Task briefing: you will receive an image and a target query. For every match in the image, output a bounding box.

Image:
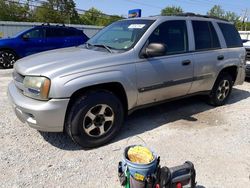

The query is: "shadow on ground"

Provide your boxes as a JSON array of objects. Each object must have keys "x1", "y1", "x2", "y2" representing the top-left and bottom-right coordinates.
[{"x1": 40, "y1": 88, "x2": 250, "y2": 150}]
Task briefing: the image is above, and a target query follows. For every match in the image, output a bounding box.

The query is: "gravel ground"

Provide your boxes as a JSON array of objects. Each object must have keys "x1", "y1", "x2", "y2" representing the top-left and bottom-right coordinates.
[{"x1": 0, "y1": 69, "x2": 250, "y2": 188}]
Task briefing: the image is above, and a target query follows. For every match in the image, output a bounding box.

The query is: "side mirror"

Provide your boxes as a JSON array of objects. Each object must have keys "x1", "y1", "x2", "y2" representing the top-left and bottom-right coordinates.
[
  {"x1": 144, "y1": 43, "x2": 166, "y2": 57},
  {"x1": 22, "y1": 35, "x2": 29, "y2": 41}
]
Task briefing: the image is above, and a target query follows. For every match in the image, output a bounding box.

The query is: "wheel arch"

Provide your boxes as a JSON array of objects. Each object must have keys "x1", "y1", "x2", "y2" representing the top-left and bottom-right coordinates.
[
  {"x1": 217, "y1": 65, "x2": 238, "y2": 83},
  {"x1": 64, "y1": 82, "x2": 129, "y2": 129},
  {"x1": 0, "y1": 47, "x2": 19, "y2": 59}
]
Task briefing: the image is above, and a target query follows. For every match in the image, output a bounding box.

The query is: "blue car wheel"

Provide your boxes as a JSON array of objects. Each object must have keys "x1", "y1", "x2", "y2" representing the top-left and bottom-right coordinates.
[{"x1": 0, "y1": 50, "x2": 17, "y2": 69}]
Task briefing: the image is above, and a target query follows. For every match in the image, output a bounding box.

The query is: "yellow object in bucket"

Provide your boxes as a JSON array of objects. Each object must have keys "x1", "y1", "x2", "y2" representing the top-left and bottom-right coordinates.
[{"x1": 128, "y1": 145, "x2": 154, "y2": 164}]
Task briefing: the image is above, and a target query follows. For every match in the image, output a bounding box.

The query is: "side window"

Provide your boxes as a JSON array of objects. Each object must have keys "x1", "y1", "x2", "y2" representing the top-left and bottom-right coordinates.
[
  {"x1": 24, "y1": 29, "x2": 44, "y2": 38},
  {"x1": 46, "y1": 28, "x2": 56, "y2": 38},
  {"x1": 148, "y1": 20, "x2": 188, "y2": 55},
  {"x1": 75, "y1": 30, "x2": 83, "y2": 36},
  {"x1": 64, "y1": 29, "x2": 77, "y2": 37},
  {"x1": 218, "y1": 23, "x2": 243, "y2": 48},
  {"x1": 46, "y1": 28, "x2": 65, "y2": 38},
  {"x1": 192, "y1": 21, "x2": 220, "y2": 50}
]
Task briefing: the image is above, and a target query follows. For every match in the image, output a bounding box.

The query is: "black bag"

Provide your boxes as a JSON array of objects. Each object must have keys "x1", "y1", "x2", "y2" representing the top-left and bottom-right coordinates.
[{"x1": 159, "y1": 161, "x2": 196, "y2": 188}]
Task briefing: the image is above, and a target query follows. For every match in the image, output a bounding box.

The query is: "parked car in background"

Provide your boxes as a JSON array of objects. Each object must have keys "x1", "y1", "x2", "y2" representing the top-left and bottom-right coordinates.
[
  {"x1": 0, "y1": 24, "x2": 89, "y2": 68},
  {"x1": 8, "y1": 14, "x2": 246, "y2": 148},
  {"x1": 242, "y1": 39, "x2": 249, "y2": 44},
  {"x1": 243, "y1": 39, "x2": 250, "y2": 77}
]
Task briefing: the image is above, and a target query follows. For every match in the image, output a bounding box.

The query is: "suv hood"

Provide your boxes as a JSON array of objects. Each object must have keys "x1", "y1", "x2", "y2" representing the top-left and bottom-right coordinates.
[{"x1": 15, "y1": 47, "x2": 120, "y2": 77}]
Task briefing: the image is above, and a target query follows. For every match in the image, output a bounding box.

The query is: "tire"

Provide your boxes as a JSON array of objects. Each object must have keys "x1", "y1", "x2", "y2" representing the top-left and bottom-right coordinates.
[
  {"x1": 0, "y1": 50, "x2": 17, "y2": 69},
  {"x1": 208, "y1": 73, "x2": 233, "y2": 106},
  {"x1": 65, "y1": 90, "x2": 124, "y2": 148}
]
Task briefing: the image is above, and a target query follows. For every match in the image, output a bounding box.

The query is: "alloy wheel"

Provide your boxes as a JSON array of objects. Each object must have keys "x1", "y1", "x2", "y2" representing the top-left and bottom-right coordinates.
[
  {"x1": 0, "y1": 51, "x2": 16, "y2": 68},
  {"x1": 83, "y1": 104, "x2": 115, "y2": 137},
  {"x1": 216, "y1": 80, "x2": 230, "y2": 101}
]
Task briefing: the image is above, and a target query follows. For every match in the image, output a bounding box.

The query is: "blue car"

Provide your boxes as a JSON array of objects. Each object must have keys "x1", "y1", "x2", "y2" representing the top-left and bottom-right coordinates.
[{"x1": 0, "y1": 25, "x2": 89, "y2": 68}]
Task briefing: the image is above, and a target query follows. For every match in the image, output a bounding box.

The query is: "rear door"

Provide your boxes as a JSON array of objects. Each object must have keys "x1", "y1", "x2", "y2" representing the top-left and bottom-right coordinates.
[
  {"x1": 136, "y1": 20, "x2": 194, "y2": 105},
  {"x1": 63, "y1": 28, "x2": 85, "y2": 47},
  {"x1": 217, "y1": 22, "x2": 245, "y2": 83},
  {"x1": 188, "y1": 20, "x2": 222, "y2": 93},
  {"x1": 45, "y1": 28, "x2": 65, "y2": 51}
]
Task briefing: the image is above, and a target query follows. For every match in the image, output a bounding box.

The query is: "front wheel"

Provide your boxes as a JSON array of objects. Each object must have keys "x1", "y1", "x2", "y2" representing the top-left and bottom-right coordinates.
[
  {"x1": 0, "y1": 50, "x2": 17, "y2": 69},
  {"x1": 208, "y1": 73, "x2": 233, "y2": 106},
  {"x1": 65, "y1": 90, "x2": 124, "y2": 148}
]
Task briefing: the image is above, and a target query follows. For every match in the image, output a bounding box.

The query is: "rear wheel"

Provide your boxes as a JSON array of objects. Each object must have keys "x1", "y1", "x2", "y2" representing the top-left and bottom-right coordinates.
[
  {"x1": 65, "y1": 90, "x2": 124, "y2": 148},
  {"x1": 0, "y1": 50, "x2": 17, "y2": 69},
  {"x1": 208, "y1": 73, "x2": 233, "y2": 106}
]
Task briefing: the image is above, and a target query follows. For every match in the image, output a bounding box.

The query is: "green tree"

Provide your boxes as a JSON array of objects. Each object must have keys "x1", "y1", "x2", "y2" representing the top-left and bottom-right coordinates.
[
  {"x1": 161, "y1": 6, "x2": 183, "y2": 16},
  {"x1": 0, "y1": 0, "x2": 31, "y2": 22},
  {"x1": 224, "y1": 11, "x2": 239, "y2": 23},
  {"x1": 207, "y1": 5, "x2": 225, "y2": 18},
  {"x1": 80, "y1": 7, "x2": 122, "y2": 26},
  {"x1": 33, "y1": 0, "x2": 79, "y2": 24},
  {"x1": 207, "y1": 5, "x2": 239, "y2": 23}
]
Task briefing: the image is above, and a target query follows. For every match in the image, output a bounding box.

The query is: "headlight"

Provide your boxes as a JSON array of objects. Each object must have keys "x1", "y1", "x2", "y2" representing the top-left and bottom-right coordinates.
[{"x1": 23, "y1": 76, "x2": 51, "y2": 100}]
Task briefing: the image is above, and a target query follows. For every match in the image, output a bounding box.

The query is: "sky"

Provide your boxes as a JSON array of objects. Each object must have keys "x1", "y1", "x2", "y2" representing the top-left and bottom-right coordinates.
[{"x1": 75, "y1": 0, "x2": 250, "y2": 18}]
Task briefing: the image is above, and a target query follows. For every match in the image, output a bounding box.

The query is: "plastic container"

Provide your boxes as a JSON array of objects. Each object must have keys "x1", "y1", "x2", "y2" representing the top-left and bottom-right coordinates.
[{"x1": 122, "y1": 145, "x2": 158, "y2": 181}]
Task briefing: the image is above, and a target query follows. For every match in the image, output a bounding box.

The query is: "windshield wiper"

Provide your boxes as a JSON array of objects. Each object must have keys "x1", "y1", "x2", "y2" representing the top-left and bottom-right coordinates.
[
  {"x1": 85, "y1": 43, "x2": 113, "y2": 53},
  {"x1": 93, "y1": 44, "x2": 113, "y2": 53}
]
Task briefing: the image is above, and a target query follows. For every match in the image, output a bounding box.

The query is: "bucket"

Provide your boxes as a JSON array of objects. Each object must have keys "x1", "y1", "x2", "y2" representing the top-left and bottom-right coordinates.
[{"x1": 122, "y1": 145, "x2": 158, "y2": 181}]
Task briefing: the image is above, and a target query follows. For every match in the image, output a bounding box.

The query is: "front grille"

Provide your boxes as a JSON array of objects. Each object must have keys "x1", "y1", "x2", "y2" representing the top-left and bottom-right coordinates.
[{"x1": 246, "y1": 48, "x2": 250, "y2": 61}]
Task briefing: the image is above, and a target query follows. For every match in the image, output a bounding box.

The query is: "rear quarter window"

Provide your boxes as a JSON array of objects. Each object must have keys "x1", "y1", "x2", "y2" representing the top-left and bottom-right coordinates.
[{"x1": 218, "y1": 23, "x2": 243, "y2": 48}]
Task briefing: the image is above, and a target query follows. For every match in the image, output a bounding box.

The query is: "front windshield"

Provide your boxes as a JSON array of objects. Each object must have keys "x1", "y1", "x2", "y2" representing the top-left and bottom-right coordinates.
[{"x1": 87, "y1": 19, "x2": 154, "y2": 51}]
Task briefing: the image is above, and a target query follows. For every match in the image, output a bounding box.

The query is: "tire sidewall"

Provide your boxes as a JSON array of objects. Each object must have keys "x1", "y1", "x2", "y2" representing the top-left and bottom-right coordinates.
[{"x1": 68, "y1": 91, "x2": 124, "y2": 148}]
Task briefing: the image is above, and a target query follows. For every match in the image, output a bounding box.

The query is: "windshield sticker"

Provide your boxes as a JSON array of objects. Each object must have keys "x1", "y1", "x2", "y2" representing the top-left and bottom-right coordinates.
[{"x1": 128, "y1": 24, "x2": 145, "y2": 29}]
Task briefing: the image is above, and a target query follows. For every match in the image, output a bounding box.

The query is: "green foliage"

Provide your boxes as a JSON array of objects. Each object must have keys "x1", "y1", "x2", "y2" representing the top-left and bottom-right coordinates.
[
  {"x1": 33, "y1": 0, "x2": 79, "y2": 24},
  {"x1": 0, "y1": 0, "x2": 122, "y2": 26},
  {"x1": 206, "y1": 5, "x2": 250, "y2": 30},
  {"x1": 224, "y1": 11, "x2": 239, "y2": 23},
  {"x1": 0, "y1": 0, "x2": 32, "y2": 21},
  {"x1": 207, "y1": 5, "x2": 225, "y2": 18},
  {"x1": 80, "y1": 7, "x2": 123, "y2": 26},
  {"x1": 161, "y1": 6, "x2": 183, "y2": 16},
  {"x1": 236, "y1": 21, "x2": 250, "y2": 31},
  {"x1": 207, "y1": 5, "x2": 239, "y2": 23}
]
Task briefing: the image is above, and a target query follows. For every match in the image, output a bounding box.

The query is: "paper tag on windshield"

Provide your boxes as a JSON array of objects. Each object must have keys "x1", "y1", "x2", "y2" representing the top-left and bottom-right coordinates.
[{"x1": 128, "y1": 24, "x2": 145, "y2": 29}]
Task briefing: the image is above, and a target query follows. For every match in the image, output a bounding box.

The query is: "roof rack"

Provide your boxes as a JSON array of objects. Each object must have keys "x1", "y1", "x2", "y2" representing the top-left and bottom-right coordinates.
[
  {"x1": 40, "y1": 23, "x2": 67, "y2": 27},
  {"x1": 177, "y1": 12, "x2": 229, "y2": 22}
]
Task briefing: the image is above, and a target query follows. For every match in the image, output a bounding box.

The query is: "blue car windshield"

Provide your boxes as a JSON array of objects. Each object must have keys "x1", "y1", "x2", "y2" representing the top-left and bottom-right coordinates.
[{"x1": 87, "y1": 19, "x2": 154, "y2": 51}]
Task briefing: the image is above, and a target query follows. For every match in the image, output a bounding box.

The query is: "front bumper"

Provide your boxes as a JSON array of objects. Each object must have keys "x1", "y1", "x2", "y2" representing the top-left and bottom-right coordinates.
[{"x1": 8, "y1": 81, "x2": 69, "y2": 132}]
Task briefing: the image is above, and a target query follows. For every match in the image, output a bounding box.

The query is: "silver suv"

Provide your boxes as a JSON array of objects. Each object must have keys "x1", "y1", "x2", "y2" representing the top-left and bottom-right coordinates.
[{"x1": 8, "y1": 15, "x2": 246, "y2": 148}]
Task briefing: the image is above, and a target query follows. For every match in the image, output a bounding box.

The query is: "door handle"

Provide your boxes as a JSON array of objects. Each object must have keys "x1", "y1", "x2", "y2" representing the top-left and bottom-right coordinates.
[
  {"x1": 217, "y1": 55, "x2": 224, "y2": 60},
  {"x1": 182, "y1": 60, "x2": 191, "y2": 66}
]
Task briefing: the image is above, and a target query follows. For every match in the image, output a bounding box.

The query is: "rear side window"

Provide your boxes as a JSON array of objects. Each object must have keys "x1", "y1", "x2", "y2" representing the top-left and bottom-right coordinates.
[
  {"x1": 46, "y1": 28, "x2": 65, "y2": 38},
  {"x1": 218, "y1": 23, "x2": 243, "y2": 48},
  {"x1": 64, "y1": 29, "x2": 77, "y2": 37},
  {"x1": 192, "y1": 21, "x2": 220, "y2": 50}
]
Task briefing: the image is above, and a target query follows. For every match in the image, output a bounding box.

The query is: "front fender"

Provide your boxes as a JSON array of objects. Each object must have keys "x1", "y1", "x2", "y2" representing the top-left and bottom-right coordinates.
[{"x1": 49, "y1": 68, "x2": 138, "y2": 110}]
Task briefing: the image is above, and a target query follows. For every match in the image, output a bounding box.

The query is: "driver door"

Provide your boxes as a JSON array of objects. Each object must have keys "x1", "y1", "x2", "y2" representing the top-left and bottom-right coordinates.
[
  {"x1": 136, "y1": 20, "x2": 194, "y2": 106},
  {"x1": 20, "y1": 28, "x2": 46, "y2": 56}
]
